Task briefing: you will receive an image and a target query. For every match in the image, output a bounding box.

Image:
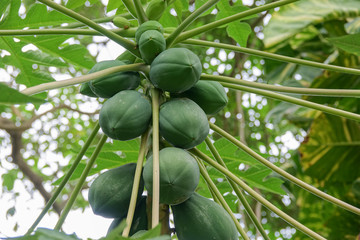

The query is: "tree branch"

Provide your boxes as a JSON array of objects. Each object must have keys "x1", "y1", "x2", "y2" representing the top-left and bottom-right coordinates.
[{"x1": 7, "y1": 130, "x2": 62, "y2": 215}]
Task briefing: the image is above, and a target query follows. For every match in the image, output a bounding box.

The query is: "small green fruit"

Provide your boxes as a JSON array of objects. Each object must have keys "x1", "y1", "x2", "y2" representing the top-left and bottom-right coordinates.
[
  {"x1": 149, "y1": 48, "x2": 202, "y2": 93},
  {"x1": 159, "y1": 98, "x2": 209, "y2": 149},
  {"x1": 139, "y1": 30, "x2": 166, "y2": 64},
  {"x1": 146, "y1": 0, "x2": 167, "y2": 21},
  {"x1": 113, "y1": 16, "x2": 131, "y2": 29},
  {"x1": 143, "y1": 147, "x2": 200, "y2": 205},
  {"x1": 135, "y1": 21, "x2": 164, "y2": 43}
]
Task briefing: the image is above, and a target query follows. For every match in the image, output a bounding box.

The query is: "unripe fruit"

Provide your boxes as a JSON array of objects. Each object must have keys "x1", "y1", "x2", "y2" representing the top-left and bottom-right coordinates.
[
  {"x1": 175, "y1": 80, "x2": 228, "y2": 115},
  {"x1": 143, "y1": 147, "x2": 200, "y2": 205},
  {"x1": 149, "y1": 48, "x2": 202, "y2": 93},
  {"x1": 88, "y1": 60, "x2": 140, "y2": 98},
  {"x1": 159, "y1": 98, "x2": 209, "y2": 149},
  {"x1": 99, "y1": 90, "x2": 152, "y2": 141},
  {"x1": 146, "y1": 0, "x2": 167, "y2": 21},
  {"x1": 135, "y1": 21, "x2": 164, "y2": 43},
  {"x1": 139, "y1": 30, "x2": 166, "y2": 64},
  {"x1": 88, "y1": 163, "x2": 144, "y2": 218},
  {"x1": 113, "y1": 16, "x2": 131, "y2": 29},
  {"x1": 79, "y1": 82, "x2": 97, "y2": 97}
]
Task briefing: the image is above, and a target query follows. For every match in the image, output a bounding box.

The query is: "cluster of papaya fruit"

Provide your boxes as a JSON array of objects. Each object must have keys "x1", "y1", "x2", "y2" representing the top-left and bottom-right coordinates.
[{"x1": 80, "y1": 20, "x2": 238, "y2": 239}]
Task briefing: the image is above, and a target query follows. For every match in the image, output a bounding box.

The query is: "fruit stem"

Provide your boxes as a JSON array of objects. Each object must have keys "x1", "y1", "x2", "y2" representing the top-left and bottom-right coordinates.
[
  {"x1": 220, "y1": 82, "x2": 360, "y2": 122},
  {"x1": 210, "y1": 123, "x2": 360, "y2": 216},
  {"x1": 190, "y1": 148, "x2": 326, "y2": 240},
  {"x1": 122, "y1": 129, "x2": 151, "y2": 237},
  {"x1": 151, "y1": 88, "x2": 161, "y2": 228},
  {"x1": 0, "y1": 28, "x2": 137, "y2": 38},
  {"x1": 186, "y1": 39, "x2": 360, "y2": 76},
  {"x1": 204, "y1": 137, "x2": 271, "y2": 240},
  {"x1": 121, "y1": 0, "x2": 138, "y2": 19},
  {"x1": 26, "y1": 123, "x2": 100, "y2": 235},
  {"x1": 201, "y1": 74, "x2": 360, "y2": 97},
  {"x1": 36, "y1": 0, "x2": 140, "y2": 57},
  {"x1": 21, "y1": 63, "x2": 147, "y2": 96},
  {"x1": 133, "y1": 0, "x2": 148, "y2": 24},
  {"x1": 196, "y1": 158, "x2": 250, "y2": 240},
  {"x1": 54, "y1": 134, "x2": 108, "y2": 230},
  {"x1": 174, "y1": 0, "x2": 300, "y2": 43},
  {"x1": 166, "y1": 0, "x2": 220, "y2": 48}
]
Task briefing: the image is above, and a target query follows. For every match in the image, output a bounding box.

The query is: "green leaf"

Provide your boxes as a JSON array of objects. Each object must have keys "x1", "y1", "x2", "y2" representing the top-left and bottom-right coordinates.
[
  {"x1": 0, "y1": 0, "x2": 75, "y2": 29},
  {"x1": 198, "y1": 138, "x2": 286, "y2": 195},
  {"x1": 299, "y1": 114, "x2": 360, "y2": 184},
  {"x1": 0, "y1": 37, "x2": 55, "y2": 87},
  {"x1": 226, "y1": 22, "x2": 251, "y2": 47},
  {"x1": 2, "y1": 169, "x2": 18, "y2": 191},
  {"x1": 66, "y1": 0, "x2": 87, "y2": 9},
  {"x1": 0, "y1": 83, "x2": 45, "y2": 104},
  {"x1": 17, "y1": 36, "x2": 95, "y2": 70},
  {"x1": 327, "y1": 33, "x2": 360, "y2": 56},
  {"x1": 345, "y1": 17, "x2": 360, "y2": 34},
  {"x1": 13, "y1": 228, "x2": 80, "y2": 240},
  {"x1": 263, "y1": 0, "x2": 360, "y2": 48}
]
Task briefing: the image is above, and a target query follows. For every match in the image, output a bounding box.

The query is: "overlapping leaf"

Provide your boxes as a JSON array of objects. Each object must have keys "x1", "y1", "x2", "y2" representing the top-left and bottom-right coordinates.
[
  {"x1": 299, "y1": 113, "x2": 360, "y2": 184},
  {"x1": 263, "y1": 0, "x2": 360, "y2": 48}
]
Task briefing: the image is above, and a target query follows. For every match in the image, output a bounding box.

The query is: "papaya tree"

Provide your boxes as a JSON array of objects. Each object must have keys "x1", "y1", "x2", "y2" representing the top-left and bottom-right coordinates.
[{"x1": 0, "y1": 0, "x2": 360, "y2": 239}]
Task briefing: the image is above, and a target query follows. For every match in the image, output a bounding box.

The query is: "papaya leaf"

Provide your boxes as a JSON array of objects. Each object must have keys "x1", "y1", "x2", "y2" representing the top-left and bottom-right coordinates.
[
  {"x1": 299, "y1": 114, "x2": 360, "y2": 184},
  {"x1": 0, "y1": 83, "x2": 45, "y2": 104},
  {"x1": 263, "y1": 0, "x2": 360, "y2": 48},
  {"x1": 66, "y1": 0, "x2": 87, "y2": 9},
  {"x1": 327, "y1": 33, "x2": 360, "y2": 56},
  {"x1": 0, "y1": 0, "x2": 75, "y2": 29},
  {"x1": 17, "y1": 36, "x2": 95, "y2": 70},
  {"x1": 12, "y1": 228, "x2": 80, "y2": 240},
  {"x1": 198, "y1": 138, "x2": 285, "y2": 195},
  {"x1": 0, "y1": 37, "x2": 55, "y2": 87},
  {"x1": 52, "y1": 140, "x2": 140, "y2": 185}
]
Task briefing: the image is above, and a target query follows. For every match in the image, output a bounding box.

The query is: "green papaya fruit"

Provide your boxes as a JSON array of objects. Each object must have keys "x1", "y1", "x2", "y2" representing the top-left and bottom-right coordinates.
[
  {"x1": 143, "y1": 147, "x2": 199, "y2": 205},
  {"x1": 99, "y1": 90, "x2": 152, "y2": 141},
  {"x1": 175, "y1": 80, "x2": 228, "y2": 115},
  {"x1": 79, "y1": 82, "x2": 97, "y2": 97},
  {"x1": 88, "y1": 60, "x2": 140, "y2": 98},
  {"x1": 149, "y1": 48, "x2": 202, "y2": 93},
  {"x1": 116, "y1": 50, "x2": 137, "y2": 65},
  {"x1": 135, "y1": 21, "x2": 164, "y2": 43},
  {"x1": 139, "y1": 30, "x2": 166, "y2": 64},
  {"x1": 107, "y1": 196, "x2": 148, "y2": 236},
  {"x1": 88, "y1": 163, "x2": 144, "y2": 218},
  {"x1": 159, "y1": 98, "x2": 209, "y2": 149},
  {"x1": 113, "y1": 16, "x2": 131, "y2": 29},
  {"x1": 172, "y1": 193, "x2": 238, "y2": 240},
  {"x1": 146, "y1": 0, "x2": 167, "y2": 21}
]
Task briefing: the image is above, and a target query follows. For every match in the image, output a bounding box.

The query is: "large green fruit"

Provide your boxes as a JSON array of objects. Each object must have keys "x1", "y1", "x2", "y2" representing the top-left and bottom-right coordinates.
[
  {"x1": 107, "y1": 196, "x2": 148, "y2": 236},
  {"x1": 99, "y1": 90, "x2": 152, "y2": 141},
  {"x1": 143, "y1": 147, "x2": 199, "y2": 205},
  {"x1": 79, "y1": 82, "x2": 97, "y2": 97},
  {"x1": 88, "y1": 163, "x2": 144, "y2": 218},
  {"x1": 88, "y1": 60, "x2": 140, "y2": 98},
  {"x1": 139, "y1": 30, "x2": 166, "y2": 64},
  {"x1": 175, "y1": 80, "x2": 228, "y2": 115},
  {"x1": 159, "y1": 98, "x2": 209, "y2": 149},
  {"x1": 149, "y1": 48, "x2": 202, "y2": 93},
  {"x1": 172, "y1": 193, "x2": 238, "y2": 240},
  {"x1": 135, "y1": 21, "x2": 164, "y2": 43}
]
